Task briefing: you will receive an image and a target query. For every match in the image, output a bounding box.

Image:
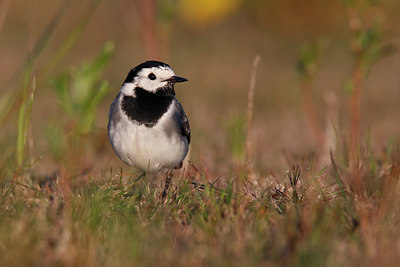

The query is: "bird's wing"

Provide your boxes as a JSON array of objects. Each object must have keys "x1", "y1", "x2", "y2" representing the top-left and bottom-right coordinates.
[
  {"x1": 174, "y1": 100, "x2": 190, "y2": 144},
  {"x1": 108, "y1": 93, "x2": 122, "y2": 131}
]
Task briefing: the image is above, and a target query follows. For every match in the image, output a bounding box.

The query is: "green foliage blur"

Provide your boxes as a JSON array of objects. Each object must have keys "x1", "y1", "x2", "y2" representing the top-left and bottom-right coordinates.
[
  {"x1": 47, "y1": 42, "x2": 113, "y2": 158},
  {"x1": 225, "y1": 113, "x2": 247, "y2": 164}
]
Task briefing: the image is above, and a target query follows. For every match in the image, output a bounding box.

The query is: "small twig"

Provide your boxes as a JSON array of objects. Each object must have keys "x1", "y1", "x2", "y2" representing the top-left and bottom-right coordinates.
[
  {"x1": 188, "y1": 160, "x2": 200, "y2": 173},
  {"x1": 211, "y1": 176, "x2": 222, "y2": 186},
  {"x1": 134, "y1": 172, "x2": 145, "y2": 183},
  {"x1": 191, "y1": 181, "x2": 222, "y2": 193},
  {"x1": 191, "y1": 175, "x2": 222, "y2": 192},
  {"x1": 191, "y1": 182, "x2": 205, "y2": 191},
  {"x1": 180, "y1": 167, "x2": 186, "y2": 180},
  {"x1": 330, "y1": 150, "x2": 347, "y2": 197},
  {"x1": 99, "y1": 172, "x2": 140, "y2": 190},
  {"x1": 162, "y1": 169, "x2": 173, "y2": 200},
  {"x1": 17, "y1": 182, "x2": 47, "y2": 197}
]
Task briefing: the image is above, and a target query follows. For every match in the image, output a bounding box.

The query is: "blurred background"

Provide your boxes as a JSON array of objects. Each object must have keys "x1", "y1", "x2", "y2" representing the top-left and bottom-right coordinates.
[{"x1": 1, "y1": 0, "x2": 399, "y2": 178}]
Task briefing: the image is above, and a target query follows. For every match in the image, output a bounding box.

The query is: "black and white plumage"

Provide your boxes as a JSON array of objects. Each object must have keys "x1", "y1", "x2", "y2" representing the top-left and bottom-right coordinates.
[{"x1": 108, "y1": 61, "x2": 190, "y2": 176}]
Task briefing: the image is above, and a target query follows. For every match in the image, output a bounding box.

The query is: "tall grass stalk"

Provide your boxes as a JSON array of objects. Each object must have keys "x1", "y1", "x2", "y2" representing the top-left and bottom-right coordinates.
[
  {"x1": 39, "y1": 0, "x2": 102, "y2": 82},
  {"x1": 345, "y1": 0, "x2": 390, "y2": 192},
  {"x1": 16, "y1": 61, "x2": 36, "y2": 169},
  {"x1": 245, "y1": 54, "x2": 260, "y2": 177},
  {"x1": 347, "y1": 3, "x2": 363, "y2": 176}
]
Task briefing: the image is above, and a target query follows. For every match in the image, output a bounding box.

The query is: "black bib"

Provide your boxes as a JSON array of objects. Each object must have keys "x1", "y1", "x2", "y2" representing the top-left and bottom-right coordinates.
[{"x1": 121, "y1": 87, "x2": 173, "y2": 128}]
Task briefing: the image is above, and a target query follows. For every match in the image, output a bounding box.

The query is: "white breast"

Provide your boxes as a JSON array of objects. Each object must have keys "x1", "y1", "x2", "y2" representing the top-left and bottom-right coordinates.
[{"x1": 108, "y1": 94, "x2": 189, "y2": 173}]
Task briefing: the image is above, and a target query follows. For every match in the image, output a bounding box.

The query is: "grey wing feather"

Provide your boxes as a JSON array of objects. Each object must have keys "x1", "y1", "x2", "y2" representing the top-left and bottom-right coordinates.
[
  {"x1": 108, "y1": 93, "x2": 122, "y2": 131},
  {"x1": 175, "y1": 100, "x2": 190, "y2": 144}
]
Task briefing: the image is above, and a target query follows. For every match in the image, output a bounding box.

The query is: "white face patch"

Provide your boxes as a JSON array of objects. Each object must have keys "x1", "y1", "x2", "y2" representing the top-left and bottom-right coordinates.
[
  {"x1": 120, "y1": 82, "x2": 136, "y2": 96},
  {"x1": 133, "y1": 66, "x2": 175, "y2": 93}
]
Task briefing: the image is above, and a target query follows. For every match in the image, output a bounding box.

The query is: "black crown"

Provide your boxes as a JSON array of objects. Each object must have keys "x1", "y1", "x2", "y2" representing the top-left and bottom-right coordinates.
[{"x1": 123, "y1": 61, "x2": 171, "y2": 84}]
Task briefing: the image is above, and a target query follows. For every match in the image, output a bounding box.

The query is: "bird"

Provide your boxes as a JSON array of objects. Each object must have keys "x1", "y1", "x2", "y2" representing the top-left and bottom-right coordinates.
[{"x1": 108, "y1": 61, "x2": 190, "y2": 199}]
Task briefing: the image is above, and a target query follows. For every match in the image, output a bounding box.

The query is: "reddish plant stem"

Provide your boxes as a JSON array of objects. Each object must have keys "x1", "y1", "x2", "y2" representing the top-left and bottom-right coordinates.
[
  {"x1": 139, "y1": 0, "x2": 159, "y2": 59},
  {"x1": 347, "y1": 4, "x2": 363, "y2": 192}
]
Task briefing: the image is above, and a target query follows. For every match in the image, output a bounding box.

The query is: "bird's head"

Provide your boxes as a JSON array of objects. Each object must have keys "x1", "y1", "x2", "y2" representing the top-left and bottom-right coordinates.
[{"x1": 120, "y1": 61, "x2": 187, "y2": 97}]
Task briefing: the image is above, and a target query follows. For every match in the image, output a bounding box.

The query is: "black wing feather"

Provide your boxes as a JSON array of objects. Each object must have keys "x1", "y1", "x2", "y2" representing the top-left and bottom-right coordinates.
[{"x1": 175, "y1": 101, "x2": 190, "y2": 144}]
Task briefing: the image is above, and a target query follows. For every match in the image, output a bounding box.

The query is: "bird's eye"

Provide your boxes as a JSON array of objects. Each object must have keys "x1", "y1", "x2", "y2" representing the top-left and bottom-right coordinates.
[{"x1": 148, "y1": 73, "x2": 156, "y2": 80}]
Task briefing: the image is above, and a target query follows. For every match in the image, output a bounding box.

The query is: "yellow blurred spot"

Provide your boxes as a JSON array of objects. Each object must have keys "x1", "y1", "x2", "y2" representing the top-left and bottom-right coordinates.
[{"x1": 179, "y1": 0, "x2": 242, "y2": 26}]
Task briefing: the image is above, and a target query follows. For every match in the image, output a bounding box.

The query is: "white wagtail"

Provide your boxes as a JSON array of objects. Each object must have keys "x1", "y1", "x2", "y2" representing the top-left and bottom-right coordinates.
[{"x1": 108, "y1": 61, "x2": 190, "y2": 198}]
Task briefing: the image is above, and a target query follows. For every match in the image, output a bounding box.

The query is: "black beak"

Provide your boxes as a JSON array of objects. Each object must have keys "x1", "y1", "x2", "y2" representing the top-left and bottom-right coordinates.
[{"x1": 165, "y1": 76, "x2": 188, "y2": 84}]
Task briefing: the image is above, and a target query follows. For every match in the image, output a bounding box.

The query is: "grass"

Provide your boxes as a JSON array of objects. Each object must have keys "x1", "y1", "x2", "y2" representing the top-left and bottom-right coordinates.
[{"x1": 1, "y1": 152, "x2": 399, "y2": 266}]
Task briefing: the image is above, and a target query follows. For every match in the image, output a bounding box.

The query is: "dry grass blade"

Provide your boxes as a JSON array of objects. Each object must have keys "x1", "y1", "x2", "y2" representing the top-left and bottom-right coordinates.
[
  {"x1": 287, "y1": 165, "x2": 301, "y2": 188},
  {"x1": 246, "y1": 54, "x2": 261, "y2": 175},
  {"x1": 330, "y1": 150, "x2": 347, "y2": 197},
  {"x1": 287, "y1": 165, "x2": 301, "y2": 204},
  {"x1": 39, "y1": 0, "x2": 102, "y2": 81},
  {"x1": 188, "y1": 160, "x2": 200, "y2": 173},
  {"x1": 30, "y1": 0, "x2": 72, "y2": 62}
]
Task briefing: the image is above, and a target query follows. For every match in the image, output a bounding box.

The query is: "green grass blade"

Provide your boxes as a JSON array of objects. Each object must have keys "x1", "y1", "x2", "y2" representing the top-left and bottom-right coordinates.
[
  {"x1": 16, "y1": 64, "x2": 36, "y2": 168},
  {"x1": 39, "y1": 0, "x2": 103, "y2": 81},
  {"x1": 16, "y1": 60, "x2": 31, "y2": 167}
]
